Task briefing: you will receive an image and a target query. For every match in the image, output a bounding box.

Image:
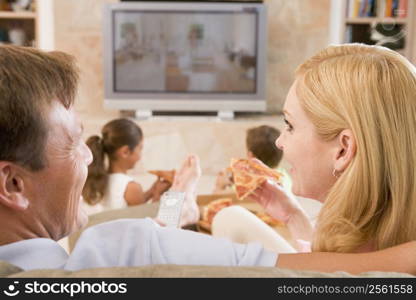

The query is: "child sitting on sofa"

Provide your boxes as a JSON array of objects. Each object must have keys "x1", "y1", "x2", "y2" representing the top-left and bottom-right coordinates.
[{"x1": 82, "y1": 118, "x2": 171, "y2": 213}]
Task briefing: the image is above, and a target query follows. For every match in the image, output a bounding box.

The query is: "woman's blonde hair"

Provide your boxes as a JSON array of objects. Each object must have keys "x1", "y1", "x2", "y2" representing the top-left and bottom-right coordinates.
[{"x1": 295, "y1": 44, "x2": 416, "y2": 252}]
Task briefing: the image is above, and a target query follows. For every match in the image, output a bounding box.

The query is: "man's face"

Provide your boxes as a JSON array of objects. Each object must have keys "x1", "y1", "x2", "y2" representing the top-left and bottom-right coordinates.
[{"x1": 24, "y1": 102, "x2": 93, "y2": 240}]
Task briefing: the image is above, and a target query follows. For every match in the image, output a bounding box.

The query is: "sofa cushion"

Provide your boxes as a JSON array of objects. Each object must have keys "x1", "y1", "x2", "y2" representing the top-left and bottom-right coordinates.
[
  {"x1": 0, "y1": 261, "x2": 23, "y2": 277},
  {"x1": 4, "y1": 264, "x2": 414, "y2": 278}
]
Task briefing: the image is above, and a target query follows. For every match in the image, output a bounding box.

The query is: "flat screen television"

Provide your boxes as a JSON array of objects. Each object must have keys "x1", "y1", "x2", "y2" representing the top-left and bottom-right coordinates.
[{"x1": 103, "y1": 1, "x2": 267, "y2": 118}]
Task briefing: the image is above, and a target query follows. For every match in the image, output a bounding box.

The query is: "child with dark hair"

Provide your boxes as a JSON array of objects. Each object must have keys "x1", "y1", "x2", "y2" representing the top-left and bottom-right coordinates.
[
  {"x1": 82, "y1": 118, "x2": 170, "y2": 211},
  {"x1": 214, "y1": 125, "x2": 291, "y2": 193},
  {"x1": 246, "y1": 125, "x2": 283, "y2": 168}
]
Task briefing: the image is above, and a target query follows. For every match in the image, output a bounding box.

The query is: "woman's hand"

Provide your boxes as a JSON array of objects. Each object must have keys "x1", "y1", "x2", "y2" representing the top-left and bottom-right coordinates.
[
  {"x1": 247, "y1": 179, "x2": 314, "y2": 243},
  {"x1": 247, "y1": 179, "x2": 302, "y2": 224}
]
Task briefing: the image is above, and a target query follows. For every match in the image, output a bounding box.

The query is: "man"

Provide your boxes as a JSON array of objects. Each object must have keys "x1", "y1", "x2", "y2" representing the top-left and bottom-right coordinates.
[
  {"x1": 0, "y1": 45, "x2": 414, "y2": 275},
  {"x1": 0, "y1": 45, "x2": 277, "y2": 270}
]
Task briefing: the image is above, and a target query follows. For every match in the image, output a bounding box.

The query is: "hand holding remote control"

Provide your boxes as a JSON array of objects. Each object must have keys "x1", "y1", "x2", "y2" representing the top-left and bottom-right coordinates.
[
  {"x1": 155, "y1": 154, "x2": 201, "y2": 228},
  {"x1": 156, "y1": 191, "x2": 185, "y2": 227}
]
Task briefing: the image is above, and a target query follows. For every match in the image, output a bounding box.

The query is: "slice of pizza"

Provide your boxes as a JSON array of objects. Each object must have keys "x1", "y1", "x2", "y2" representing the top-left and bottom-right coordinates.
[
  {"x1": 201, "y1": 197, "x2": 233, "y2": 225},
  {"x1": 148, "y1": 170, "x2": 176, "y2": 184},
  {"x1": 230, "y1": 158, "x2": 282, "y2": 200}
]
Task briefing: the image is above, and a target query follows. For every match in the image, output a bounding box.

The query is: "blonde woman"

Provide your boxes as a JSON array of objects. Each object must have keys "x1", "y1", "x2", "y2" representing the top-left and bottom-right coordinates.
[{"x1": 213, "y1": 43, "x2": 416, "y2": 255}]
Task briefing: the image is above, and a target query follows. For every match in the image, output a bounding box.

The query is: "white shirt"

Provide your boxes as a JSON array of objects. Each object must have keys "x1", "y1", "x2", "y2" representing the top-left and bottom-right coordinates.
[
  {"x1": 102, "y1": 173, "x2": 134, "y2": 209},
  {"x1": 0, "y1": 218, "x2": 278, "y2": 271}
]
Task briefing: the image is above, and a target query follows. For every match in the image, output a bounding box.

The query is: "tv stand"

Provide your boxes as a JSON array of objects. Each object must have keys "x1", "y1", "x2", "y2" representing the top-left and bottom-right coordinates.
[
  {"x1": 133, "y1": 110, "x2": 235, "y2": 120},
  {"x1": 135, "y1": 109, "x2": 153, "y2": 120},
  {"x1": 217, "y1": 110, "x2": 235, "y2": 120}
]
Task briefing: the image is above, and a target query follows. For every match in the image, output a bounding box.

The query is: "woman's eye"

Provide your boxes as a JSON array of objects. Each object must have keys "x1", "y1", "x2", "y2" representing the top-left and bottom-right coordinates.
[{"x1": 284, "y1": 118, "x2": 293, "y2": 132}]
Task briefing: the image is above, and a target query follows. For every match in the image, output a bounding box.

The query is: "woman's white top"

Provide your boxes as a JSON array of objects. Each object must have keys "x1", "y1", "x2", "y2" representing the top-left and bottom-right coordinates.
[{"x1": 102, "y1": 173, "x2": 135, "y2": 210}]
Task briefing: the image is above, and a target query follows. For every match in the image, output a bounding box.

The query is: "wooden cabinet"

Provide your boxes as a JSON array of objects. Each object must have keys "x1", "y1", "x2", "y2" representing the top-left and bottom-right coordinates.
[{"x1": 0, "y1": 0, "x2": 38, "y2": 47}]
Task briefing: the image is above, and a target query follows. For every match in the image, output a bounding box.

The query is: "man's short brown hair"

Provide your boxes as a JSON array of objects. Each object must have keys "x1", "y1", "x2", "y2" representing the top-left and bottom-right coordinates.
[
  {"x1": 0, "y1": 45, "x2": 79, "y2": 170},
  {"x1": 246, "y1": 125, "x2": 282, "y2": 168}
]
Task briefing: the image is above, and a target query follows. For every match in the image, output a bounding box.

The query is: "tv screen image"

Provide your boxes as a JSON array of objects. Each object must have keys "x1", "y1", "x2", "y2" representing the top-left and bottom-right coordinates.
[
  {"x1": 114, "y1": 11, "x2": 257, "y2": 94},
  {"x1": 103, "y1": 2, "x2": 267, "y2": 118}
]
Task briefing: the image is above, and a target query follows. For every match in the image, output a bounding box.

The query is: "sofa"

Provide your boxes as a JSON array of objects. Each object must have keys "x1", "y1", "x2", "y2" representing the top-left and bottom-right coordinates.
[
  {"x1": 2, "y1": 261, "x2": 413, "y2": 278},
  {"x1": 1, "y1": 202, "x2": 414, "y2": 278}
]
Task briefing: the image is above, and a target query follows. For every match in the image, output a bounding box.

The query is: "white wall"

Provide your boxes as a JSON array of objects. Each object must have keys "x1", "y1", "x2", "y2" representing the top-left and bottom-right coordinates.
[{"x1": 37, "y1": 0, "x2": 55, "y2": 50}]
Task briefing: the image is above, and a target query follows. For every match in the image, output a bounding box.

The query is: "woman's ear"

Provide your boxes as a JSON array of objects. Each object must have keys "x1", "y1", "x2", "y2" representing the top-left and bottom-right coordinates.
[
  {"x1": 333, "y1": 129, "x2": 357, "y2": 173},
  {"x1": 0, "y1": 162, "x2": 29, "y2": 211}
]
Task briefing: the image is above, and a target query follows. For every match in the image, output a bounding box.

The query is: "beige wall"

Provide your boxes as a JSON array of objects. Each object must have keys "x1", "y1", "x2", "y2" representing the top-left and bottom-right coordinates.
[
  {"x1": 266, "y1": 0, "x2": 330, "y2": 111},
  {"x1": 54, "y1": 0, "x2": 119, "y2": 119},
  {"x1": 52, "y1": 0, "x2": 331, "y2": 193},
  {"x1": 53, "y1": 0, "x2": 330, "y2": 117}
]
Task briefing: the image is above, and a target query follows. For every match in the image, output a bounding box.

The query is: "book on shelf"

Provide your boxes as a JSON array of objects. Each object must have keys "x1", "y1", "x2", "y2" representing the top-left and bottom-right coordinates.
[
  {"x1": 347, "y1": 0, "x2": 408, "y2": 18},
  {"x1": 378, "y1": 0, "x2": 386, "y2": 17},
  {"x1": 385, "y1": 0, "x2": 393, "y2": 17},
  {"x1": 347, "y1": 0, "x2": 361, "y2": 17},
  {"x1": 398, "y1": 0, "x2": 408, "y2": 17},
  {"x1": 392, "y1": 0, "x2": 399, "y2": 16}
]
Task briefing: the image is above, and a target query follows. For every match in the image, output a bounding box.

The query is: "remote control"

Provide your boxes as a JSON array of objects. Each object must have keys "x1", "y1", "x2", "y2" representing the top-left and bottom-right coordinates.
[{"x1": 156, "y1": 191, "x2": 185, "y2": 228}]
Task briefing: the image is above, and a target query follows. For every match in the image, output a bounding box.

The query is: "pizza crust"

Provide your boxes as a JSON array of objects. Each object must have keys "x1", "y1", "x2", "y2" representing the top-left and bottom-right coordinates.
[{"x1": 148, "y1": 170, "x2": 176, "y2": 184}]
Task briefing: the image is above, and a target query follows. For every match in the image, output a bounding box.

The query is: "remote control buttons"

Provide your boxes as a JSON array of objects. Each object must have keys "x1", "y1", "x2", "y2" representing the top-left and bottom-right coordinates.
[{"x1": 166, "y1": 198, "x2": 178, "y2": 206}]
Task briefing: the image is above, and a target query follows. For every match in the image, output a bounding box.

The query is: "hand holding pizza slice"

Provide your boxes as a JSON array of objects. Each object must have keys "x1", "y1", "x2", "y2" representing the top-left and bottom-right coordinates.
[
  {"x1": 229, "y1": 158, "x2": 302, "y2": 224},
  {"x1": 229, "y1": 158, "x2": 283, "y2": 200}
]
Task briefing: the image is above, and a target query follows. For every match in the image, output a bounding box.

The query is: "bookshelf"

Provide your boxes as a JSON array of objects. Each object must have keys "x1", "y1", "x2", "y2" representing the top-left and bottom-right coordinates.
[
  {"x1": 330, "y1": 0, "x2": 415, "y2": 63},
  {"x1": 0, "y1": 0, "x2": 38, "y2": 47},
  {"x1": 0, "y1": 10, "x2": 36, "y2": 19}
]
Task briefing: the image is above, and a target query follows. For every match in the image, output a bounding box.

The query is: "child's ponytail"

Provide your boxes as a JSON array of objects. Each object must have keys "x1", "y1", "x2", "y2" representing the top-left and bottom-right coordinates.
[{"x1": 82, "y1": 135, "x2": 108, "y2": 205}]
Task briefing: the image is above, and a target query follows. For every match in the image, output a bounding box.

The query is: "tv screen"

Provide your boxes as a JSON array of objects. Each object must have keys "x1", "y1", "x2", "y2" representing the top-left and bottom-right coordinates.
[
  {"x1": 103, "y1": 2, "x2": 267, "y2": 116},
  {"x1": 114, "y1": 10, "x2": 257, "y2": 94}
]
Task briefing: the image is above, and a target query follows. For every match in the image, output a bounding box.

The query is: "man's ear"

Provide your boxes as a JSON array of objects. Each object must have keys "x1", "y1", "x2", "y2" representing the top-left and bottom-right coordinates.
[
  {"x1": 333, "y1": 129, "x2": 357, "y2": 173},
  {"x1": 0, "y1": 162, "x2": 29, "y2": 211}
]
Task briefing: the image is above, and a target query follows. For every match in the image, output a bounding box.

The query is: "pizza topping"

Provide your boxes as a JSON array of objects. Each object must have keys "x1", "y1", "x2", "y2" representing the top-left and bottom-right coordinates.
[
  {"x1": 201, "y1": 198, "x2": 233, "y2": 225},
  {"x1": 230, "y1": 158, "x2": 282, "y2": 200}
]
